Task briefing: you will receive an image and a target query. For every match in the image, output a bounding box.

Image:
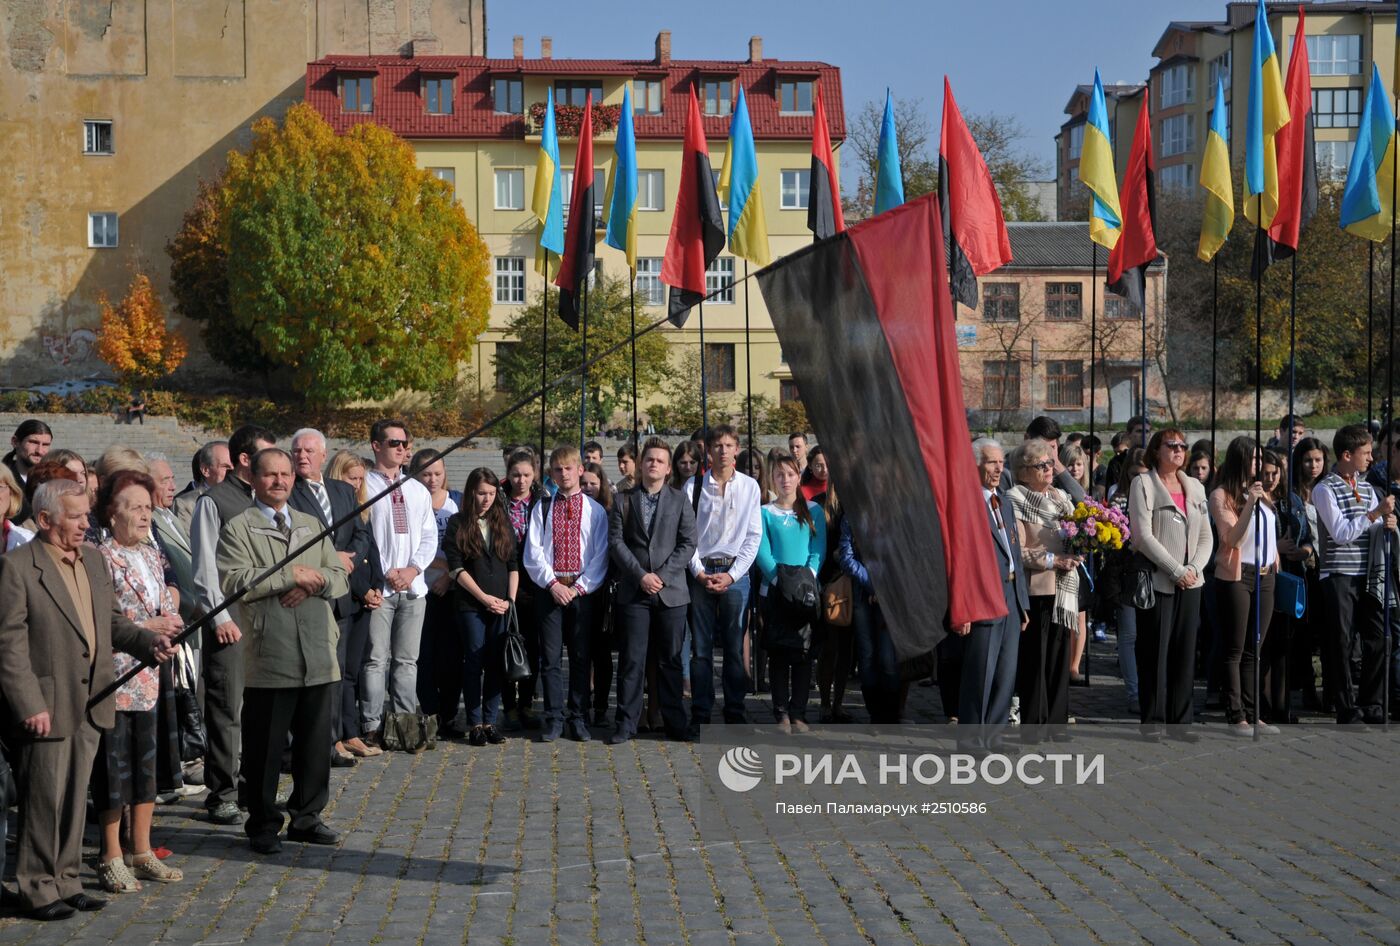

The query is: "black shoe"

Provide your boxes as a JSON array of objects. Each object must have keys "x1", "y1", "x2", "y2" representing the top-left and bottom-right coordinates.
[
  {"x1": 606, "y1": 731, "x2": 632, "y2": 746},
  {"x1": 331, "y1": 752, "x2": 357, "y2": 768},
  {"x1": 249, "y1": 834, "x2": 283, "y2": 855},
  {"x1": 1361, "y1": 711, "x2": 1386, "y2": 725},
  {"x1": 567, "y1": 723, "x2": 592, "y2": 742},
  {"x1": 287, "y1": 824, "x2": 340, "y2": 845},
  {"x1": 468, "y1": 726, "x2": 488, "y2": 747},
  {"x1": 664, "y1": 727, "x2": 695, "y2": 742},
  {"x1": 64, "y1": 893, "x2": 107, "y2": 912},
  {"x1": 26, "y1": 900, "x2": 76, "y2": 921},
  {"x1": 207, "y1": 801, "x2": 244, "y2": 825},
  {"x1": 538, "y1": 725, "x2": 561, "y2": 743},
  {"x1": 518, "y1": 710, "x2": 542, "y2": 731},
  {"x1": 484, "y1": 725, "x2": 507, "y2": 745},
  {"x1": 1168, "y1": 729, "x2": 1201, "y2": 744}
]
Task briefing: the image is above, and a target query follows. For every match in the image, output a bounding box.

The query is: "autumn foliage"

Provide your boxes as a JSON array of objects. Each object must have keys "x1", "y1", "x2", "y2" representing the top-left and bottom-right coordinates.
[{"x1": 96, "y1": 273, "x2": 188, "y2": 385}]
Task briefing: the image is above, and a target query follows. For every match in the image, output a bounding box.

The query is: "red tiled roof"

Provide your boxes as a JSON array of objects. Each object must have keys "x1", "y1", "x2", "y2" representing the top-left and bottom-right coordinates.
[{"x1": 305, "y1": 56, "x2": 844, "y2": 142}]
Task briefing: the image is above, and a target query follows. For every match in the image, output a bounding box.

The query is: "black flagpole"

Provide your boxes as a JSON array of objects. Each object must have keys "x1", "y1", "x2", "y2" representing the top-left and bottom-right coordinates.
[
  {"x1": 540, "y1": 274, "x2": 550, "y2": 463},
  {"x1": 1253, "y1": 216, "x2": 1264, "y2": 743},
  {"x1": 699, "y1": 298, "x2": 709, "y2": 433},
  {"x1": 1090, "y1": 242, "x2": 1098, "y2": 453},
  {"x1": 1368, "y1": 242, "x2": 1375, "y2": 426},
  {"x1": 580, "y1": 276, "x2": 589, "y2": 450},
  {"x1": 744, "y1": 261, "x2": 754, "y2": 455},
  {"x1": 629, "y1": 273, "x2": 639, "y2": 450},
  {"x1": 1386, "y1": 99, "x2": 1397, "y2": 732},
  {"x1": 1211, "y1": 256, "x2": 1219, "y2": 458},
  {"x1": 1140, "y1": 284, "x2": 1148, "y2": 441},
  {"x1": 1288, "y1": 253, "x2": 1297, "y2": 449}
]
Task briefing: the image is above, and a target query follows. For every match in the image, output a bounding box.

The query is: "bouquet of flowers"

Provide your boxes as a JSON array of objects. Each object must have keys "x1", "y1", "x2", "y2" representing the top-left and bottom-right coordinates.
[{"x1": 1058, "y1": 499, "x2": 1130, "y2": 557}]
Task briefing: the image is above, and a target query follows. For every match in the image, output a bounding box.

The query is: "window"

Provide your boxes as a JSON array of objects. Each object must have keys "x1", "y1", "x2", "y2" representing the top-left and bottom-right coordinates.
[
  {"x1": 706, "y1": 257, "x2": 735, "y2": 303},
  {"x1": 983, "y1": 283, "x2": 1019, "y2": 322},
  {"x1": 779, "y1": 79, "x2": 813, "y2": 114},
  {"x1": 1209, "y1": 50, "x2": 1231, "y2": 92},
  {"x1": 702, "y1": 79, "x2": 732, "y2": 116},
  {"x1": 561, "y1": 169, "x2": 606, "y2": 226},
  {"x1": 1306, "y1": 34, "x2": 1361, "y2": 76},
  {"x1": 1160, "y1": 114, "x2": 1194, "y2": 156},
  {"x1": 493, "y1": 77, "x2": 523, "y2": 114},
  {"x1": 780, "y1": 169, "x2": 810, "y2": 209},
  {"x1": 423, "y1": 76, "x2": 453, "y2": 115},
  {"x1": 982, "y1": 361, "x2": 1021, "y2": 411},
  {"x1": 494, "y1": 342, "x2": 518, "y2": 391},
  {"x1": 428, "y1": 167, "x2": 456, "y2": 201},
  {"x1": 1046, "y1": 361, "x2": 1084, "y2": 410},
  {"x1": 1159, "y1": 163, "x2": 1194, "y2": 189},
  {"x1": 779, "y1": 379, "x2": 801, "y2": 404},
  {"x1": 1105, "y1": 290, "x2": 1137, "y2": 319},
  {"x1": 555, "y1": 80, "x2": 602, "y2": 108},
  {"x1": 88, "y1": 212, "x2": 118, "y2": 248},
  {"x1": 494, "y1": 168, "x2": 524, "y2": 210},
  {"x1": 638, "y1": 170, "x2": 665, "y2": 211},
  {"x1": 1067, "y1": 123, "x2": 1084, "y2": 160},
  {"x1": 494, "y1": 257, "x2": 526, "y2": 304},
  {"x1": 636, "y1": 258, "x2": 665, "y2": 305},
  {"x1": 1160, "y1": 63, "x2": 1194, "y2": 108},
  {"x1": 1316, "y1": 140, "x2": 1356, "y2": 181},
  {"x1": 340, "y1": 75, "x2": 373, "y2": 113},
  {"x1": 1313, "y1": 87, "x2": 1361, "y2": 129},
  {"x1": 635, "y1": 79, "x2": 663, "y2": 114},
  {"x1": 83, "y1": 120, "x2": 113, "y2": 155},
  {"x1": 704, "y1": 343, "x2": 736, "y2": 392},
  {"x1": 1046, "y1": 283, "x2": 1082, "y2": 321}
]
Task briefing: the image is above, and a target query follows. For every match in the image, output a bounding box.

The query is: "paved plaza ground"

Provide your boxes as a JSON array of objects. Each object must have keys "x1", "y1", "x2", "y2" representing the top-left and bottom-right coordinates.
[{"x1": 2, "y1": 638, "x2": 1398, "y2": 946}]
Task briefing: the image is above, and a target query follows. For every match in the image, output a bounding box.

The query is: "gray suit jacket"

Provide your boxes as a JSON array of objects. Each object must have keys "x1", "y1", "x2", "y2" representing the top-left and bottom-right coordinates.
[
  {"x1": 172, "y1": 483, "x2": 204, "y2": 532},
  {"x1": 152, "y1": 506, "x2": 197, "y2": 623},
  {"x1": 609, "y1": 485, "x2": 697, "y2": 609}
]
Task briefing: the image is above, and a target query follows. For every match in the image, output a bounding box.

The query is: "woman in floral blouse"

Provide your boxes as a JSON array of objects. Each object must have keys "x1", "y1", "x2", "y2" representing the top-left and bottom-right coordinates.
[{"x1": 93, "y1": 469, "x2": 184, "y2": 893}]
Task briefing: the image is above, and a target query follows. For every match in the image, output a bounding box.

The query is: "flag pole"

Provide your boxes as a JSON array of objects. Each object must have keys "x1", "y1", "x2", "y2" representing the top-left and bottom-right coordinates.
[
  {"x1": 580, "y1": 275, "x2": 589, "y2": 450},
  {"x1": 1385, "y1": 92, "x2": 1397, "y2": 732},
  {"x1": 699, "y1": 298, "x2": 709, "y2": 433},
  {"x1": 540, "y1": 275, "x2": 550, "y2": 463},
  {"x1": 1089, "y1": 242, "x2": 1098, "y2": 451},
  {"x1": 1253, "y1": 214, "x2": 1264, "y2": 744},
  {"x1": 630, "y1": 275, "x2": 640, "y2": 450},
  {"x1": 1368, "y1": 242, "x2": 1375, "y2": 426},
  {"x1": 744, "y1": 261, "x2": 755, "y2": 455},
  {"x1": 1211, "y1": 256, "x2": 1219, "y2": 459}
]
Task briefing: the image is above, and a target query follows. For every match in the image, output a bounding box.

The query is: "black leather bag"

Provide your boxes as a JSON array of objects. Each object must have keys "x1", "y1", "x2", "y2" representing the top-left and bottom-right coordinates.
[
  {"x1": 173, "y1": 643, "x2": 206, "y2": 762},
  {"x1": 762, "y1": 565, "x2": 823, "y2": 656},
  {"x1": 503, "y1": 603, "x2": 533, "y2": 682},
  {"x1": 1126, "y1": 553, "x2": 1157, "y2": 610}
]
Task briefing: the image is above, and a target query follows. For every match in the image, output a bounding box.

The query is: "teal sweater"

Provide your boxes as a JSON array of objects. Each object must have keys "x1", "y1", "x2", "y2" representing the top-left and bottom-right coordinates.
[{"x1": 756, "y1": 501, "x2": 826, "y2": 592}]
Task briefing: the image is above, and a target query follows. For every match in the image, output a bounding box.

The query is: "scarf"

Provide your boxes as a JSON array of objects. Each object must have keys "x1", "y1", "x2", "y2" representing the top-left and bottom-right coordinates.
[
  {"x1": 1365, "y1": 522, "x2": 1400, "y2": 609},
  {"x1": 1010, "y1": 484, "x2": 1079, "y2": 633}
]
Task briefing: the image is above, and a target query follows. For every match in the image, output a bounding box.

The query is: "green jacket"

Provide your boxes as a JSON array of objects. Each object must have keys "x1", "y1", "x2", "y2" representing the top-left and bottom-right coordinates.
[{"x1": 216, "y1": 505, "x2": 349, "y2": 688}]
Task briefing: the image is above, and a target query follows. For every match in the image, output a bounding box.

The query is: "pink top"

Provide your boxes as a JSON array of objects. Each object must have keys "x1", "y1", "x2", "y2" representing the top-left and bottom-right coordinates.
[{"x1": 1170, "y1": 492, "x2": 1187, "y2": 514}]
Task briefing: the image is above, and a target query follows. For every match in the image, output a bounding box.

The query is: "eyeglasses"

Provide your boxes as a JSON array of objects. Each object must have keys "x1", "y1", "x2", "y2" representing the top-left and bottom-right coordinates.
[
  {"x1": 1164, "y1": 441, "x2": 1188, "y2": 451},
  {"x1": 1029, "y1": 460, "x2": 1054, "y2": 471},
  {"x1": 380, "y1": 439, "x2": 410, "y2": 449}
]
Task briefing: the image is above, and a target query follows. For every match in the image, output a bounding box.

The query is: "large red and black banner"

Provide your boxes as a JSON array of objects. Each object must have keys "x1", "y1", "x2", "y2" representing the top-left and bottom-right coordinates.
[{"x1": 757, "y1": 192, "x2": 1007, "y2": 666}]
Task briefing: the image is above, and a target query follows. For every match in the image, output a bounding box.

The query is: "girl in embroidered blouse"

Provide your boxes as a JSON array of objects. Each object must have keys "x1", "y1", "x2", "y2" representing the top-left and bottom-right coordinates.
[{"x1": 94, "y1": 470, "x2": 184, "y2": 893}]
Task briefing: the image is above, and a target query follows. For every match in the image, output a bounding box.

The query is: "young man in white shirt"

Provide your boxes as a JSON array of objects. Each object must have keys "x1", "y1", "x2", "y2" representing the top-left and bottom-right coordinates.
[
  {"x1": 685, "y1": 425, "x2": 763, "y2": 725},
  {"x1": 524, "y1": 446, "x2": 609, "y2": 742},
  {"x1": 360, "y1": 420, "x2": 438, "y2": 745}
]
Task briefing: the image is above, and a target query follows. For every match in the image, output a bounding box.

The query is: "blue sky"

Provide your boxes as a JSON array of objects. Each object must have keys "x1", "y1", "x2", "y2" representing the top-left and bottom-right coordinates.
[{"x1": 486, "y1": 0, "x2": 1230, "y2": 179}]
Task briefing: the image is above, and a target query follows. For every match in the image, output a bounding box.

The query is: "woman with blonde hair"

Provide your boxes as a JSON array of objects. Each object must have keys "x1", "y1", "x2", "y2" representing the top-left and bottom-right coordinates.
[
  {"x1": 327, "y1": 447, "x2": 384, "y2": 758},
  {"x1": 0, "y1": 464, "x2": 31, "y2": 551},
  {"x1": 327, "y1": 449, "x2": 371, "y2": 521}
]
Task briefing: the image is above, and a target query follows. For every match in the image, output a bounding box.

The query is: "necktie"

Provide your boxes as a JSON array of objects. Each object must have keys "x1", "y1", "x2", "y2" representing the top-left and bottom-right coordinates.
[
  {"x1": 989, "y1": 494, "x2": 1006, "y2": 531},
  {"x1": 274, "y1": 510, "x2": 291, "y2": 539},
  {"x1": 311, "y1": 480, "x2": 333, "y2": 524}
]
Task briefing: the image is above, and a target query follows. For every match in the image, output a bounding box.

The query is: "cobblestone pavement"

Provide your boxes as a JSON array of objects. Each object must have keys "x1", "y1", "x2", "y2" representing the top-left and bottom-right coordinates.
[{"x1": 3, "y1": 638, "x2": 1398, "y2": 945}]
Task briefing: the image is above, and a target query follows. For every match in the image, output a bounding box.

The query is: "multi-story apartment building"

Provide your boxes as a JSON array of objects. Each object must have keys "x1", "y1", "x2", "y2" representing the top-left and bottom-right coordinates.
[{"x1": 303, "y1": 32, "x2": 843, "y2": 412}]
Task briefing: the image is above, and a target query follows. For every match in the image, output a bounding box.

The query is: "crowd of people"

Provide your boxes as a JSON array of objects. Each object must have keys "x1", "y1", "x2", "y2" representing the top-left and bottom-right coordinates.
[{"x1": 0, "y1": 411, "x2": 1396, "y2": 920}]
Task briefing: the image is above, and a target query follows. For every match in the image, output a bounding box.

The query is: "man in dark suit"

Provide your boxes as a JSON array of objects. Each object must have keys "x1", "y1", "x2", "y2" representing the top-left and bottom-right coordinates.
[
  {"x1": 0, "y1": 479, "x2": 173, "y2": 920},
  {"x1": 953, "y1": 439, "x2": 1030, "y2": 755},
  {"x1": 608, "y1": 438, "x2": 697, "y2": 744},
  {"x1": 288, "y1": 429, "x2": 372, "y2": 765}
]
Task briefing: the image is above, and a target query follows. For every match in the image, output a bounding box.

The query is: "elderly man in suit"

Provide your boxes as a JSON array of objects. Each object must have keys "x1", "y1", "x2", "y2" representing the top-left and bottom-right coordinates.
[
  {"x1": 0, "y1": 479, "x2": 174, "y2": 920},
  {"x1": 953, "y1": 438, "x2": 1030, "y2": 756},
  {"x1": 148, "y1": 454, "x2": 197, "y2": 623},
  {"x1": 173, "y1": 441, "x2": 231, "y2": 531},
  {"x1": 217, "y1": 448, "x2": 348, "y2": 855},
  {"x1": 608, "y1": 438, "x2": 698, "y2": 744}
]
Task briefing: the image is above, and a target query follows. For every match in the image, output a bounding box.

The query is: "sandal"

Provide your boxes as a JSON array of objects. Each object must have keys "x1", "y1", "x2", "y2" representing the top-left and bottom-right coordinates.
[
  {"x1": 131, "y1": 850, "x2": 183, "y2": 883},
  {"x1": 344, "y1": 737, "x2": 383, "y2": 758},
  {"x1": 98, "y1": 857, "x2": 142, "y2": 893}
]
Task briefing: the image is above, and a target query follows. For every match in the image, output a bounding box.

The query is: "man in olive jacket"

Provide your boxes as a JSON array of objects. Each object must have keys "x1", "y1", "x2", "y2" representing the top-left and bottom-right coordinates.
[{"x1": 217, "y1": 448, "x2": 348, "y2": 854}]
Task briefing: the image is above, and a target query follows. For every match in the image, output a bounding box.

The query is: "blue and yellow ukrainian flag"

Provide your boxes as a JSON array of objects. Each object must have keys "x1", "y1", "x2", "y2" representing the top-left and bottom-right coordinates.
[
  {"x1": 723, "y1": 87, "x2": 770, "y2": 267},
  {"x1": 604, "y1": 85, "x2": 639, "y2": 272},
  {"x1": 1340, "y1": 65, "x2": 1395, "y2": 242},
  {"x1": 874, "y1": 90, "x2": 905, "y2": 215},
  {"x1": 1244, "y1": 0, "x2": 1290, "y2": 227},
  {"x1": 532, "y1": 87, "x2": 565, "y2": 276},
  {"x1": 1197, "y1": 78, "x2": 1234, "y2": 262},
  {"x1": 1079, "y1": 70, "x2": 1122, "y2": 250}
]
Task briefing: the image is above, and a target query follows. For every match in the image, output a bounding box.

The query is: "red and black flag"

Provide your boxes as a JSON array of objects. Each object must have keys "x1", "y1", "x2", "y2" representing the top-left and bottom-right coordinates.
[
  {"x1": 1107, "y1": 100, "x2": 1158, "y2": 313},
  {"x1": 938, "y1": 77, "x2": 1012, "y2": 311},
  {"x1": 661, "y1": 86, "x2": 725, "y2": 327},
  {"x1": 555, "y1": 93, "x2": 596, "y2": 330},
  {"x1": 1255, "y1": 6, "x2": 1317, "y2": 277},
  {"x1": 807, "y1": 82, "x2": 845, "y2": 239},
  {"x1": 757, "y1": 192, "x2": 1007, "y2": 666}
]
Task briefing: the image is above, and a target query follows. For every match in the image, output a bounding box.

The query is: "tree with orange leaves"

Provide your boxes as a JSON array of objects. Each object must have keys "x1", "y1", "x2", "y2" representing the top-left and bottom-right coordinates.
[{"x1": 96, "y1": 273, "x2": 188, "y2": 385}]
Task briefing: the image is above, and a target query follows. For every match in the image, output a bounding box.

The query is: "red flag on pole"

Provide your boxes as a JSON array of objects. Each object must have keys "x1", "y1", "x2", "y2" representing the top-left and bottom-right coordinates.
[
  {"x1": 938, "y1": 77, "x2": 1012, "y2": 310},
  {"x1": 555, "y1": 94, "x2": 596, "y2": 330},
  {"x1": 808, "y1": 82, "x2": 845, "y2": 239},
  {"x1": 1261, "y1": 6, "x2": 1317, "y2": 269},
  {"x1": 661, "y1": 87, "x2": 724, "y2": 326},
  {"x1": 1107, "y1": 101, "x2": 1158, "y2": 313}
]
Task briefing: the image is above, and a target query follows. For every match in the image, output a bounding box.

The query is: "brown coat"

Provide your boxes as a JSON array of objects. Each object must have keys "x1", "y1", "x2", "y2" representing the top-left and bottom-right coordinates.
[{"x1": 0, "y1": 539, "x2": 160, "y2": 739}]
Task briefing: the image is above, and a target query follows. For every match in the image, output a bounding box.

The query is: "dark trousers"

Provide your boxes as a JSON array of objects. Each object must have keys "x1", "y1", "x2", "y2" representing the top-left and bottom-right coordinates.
[
  {"x1": 329, "y1": 614, "x2": 356, "y2": 744},
  {"x1": 936, "y1": 635, "x2": 964, "y2": 723},
  {"x1": 417, "y1": 593, "x2": 463, "y2": 726},
  {"x1": 616, "y1": 599, "x2": 688, "y2": 738},
  {"x1": 1137, "y1": 586, "x2": 1201, "y2": 725},
  {"x1": 339, "y1": 611, "x2": 371, "y2": 742},
  {"x1": 958, "y1": 583, "x2": 1022, "y2": 750},
  {"x1": 1218, "y1": 571, "x2": 1276, "y2": 724},
  {"x1": 538, "y1": 589, "x2": 599, "y2": 732},
  {"x1": 0, "y1": 745, "x2": 9, "y2": 887},
  {"x1": 1017, "y1": 595, "x2": 1070, "y2": 734},
  {"x1": 687, "y1": 572, "x2": 751, "y2": 723},
  {"x1": 240, "y1": 683, "x2": 333, "y2": 841},
  {"x1": 502, "y1": 595, "x2": 541, "y2": 714},
  {"x1": 460, "y1": 608, "x2": 507, "y2": 727},
  {"x1": 589, "y1": 592, "x2": 616, "y2": 723},
  {"x1": 769, "y1": 648, "x2": 813, "y2": 722},
  {"x1": 201, "y1": 625, "x2": 244, "y2": 809},
  {"x1": 13, "y1": 723, "x2": 99, "y2": 909},
  {"x1": 1321, "y1": 574, "x2": 1387, "y2": 721},
  {"x1": 852, "y1": 594, "x2": 900, "y2": 723}
]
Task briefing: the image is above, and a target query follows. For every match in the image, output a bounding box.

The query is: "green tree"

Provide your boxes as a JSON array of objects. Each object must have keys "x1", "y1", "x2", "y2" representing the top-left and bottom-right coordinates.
[
  {"x1": 169, "y1": 103, "x2": 492, "y2": 405},
  {"x1": 493, "y1": 272, "x2": 672, "y2": 445}
]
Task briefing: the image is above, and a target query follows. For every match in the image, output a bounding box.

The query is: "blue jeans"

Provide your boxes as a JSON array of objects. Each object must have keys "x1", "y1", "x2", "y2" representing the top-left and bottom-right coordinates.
[
  {"x1": 1116, "y1": 603, "x2": 1139, "y2": 701},
  {"x1": 688, "y1": 572, "x2": 751, "y2": 722},
  {"x1": 851, "y1": 594, "x2": 900, "y2": 723},
  {"x1": 460, "y1": 608, "x2": 506, "y2": 727}
]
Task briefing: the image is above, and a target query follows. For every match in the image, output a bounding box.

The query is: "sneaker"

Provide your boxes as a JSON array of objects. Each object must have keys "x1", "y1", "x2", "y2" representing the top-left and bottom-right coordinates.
[
  {"x1": 1255, "y1": 722, "x2": 1281, "y2": 735},
  {"x1": 130, "y1": 852, "x2": 183, "y2": 884},
  {"x1": 1008, "y1": 696, "x2": 1021, "y2": 726},
  {"x1": 182, "y1": 762, "x2": 205, "y2": 785},
  {"x1": 207, "y1": 802, "x2": 243, "y2": 825},
  {"x1": 791, "y1": 719, "x2": 811, "y2": 734},
  {"x1": 97, "y1": 857, "x2": 141, "y2": 894},
  {"x1": 1228, "y1": 721, "x2": 1253, "y2": 737}
]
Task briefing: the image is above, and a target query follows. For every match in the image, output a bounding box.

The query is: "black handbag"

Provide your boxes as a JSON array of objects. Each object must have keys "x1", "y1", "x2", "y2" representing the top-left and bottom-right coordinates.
[
  {"x1": 1126, "y1": 553, "x2": 1157, "y2": 610},
  {"x1": 762, "y1": 565, "x2": 822, "y2": 657},
  {"x1": 173, "y1": 644, "x2": 206, "y2": 763},
  {"x1": 503, "y1": 603, "x2": 533, "y2": 682}
]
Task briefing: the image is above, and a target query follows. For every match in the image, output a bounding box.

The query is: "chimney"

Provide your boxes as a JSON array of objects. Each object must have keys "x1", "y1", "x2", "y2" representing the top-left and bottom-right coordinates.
[
  {"x1": 541, "y1": 36, "x2": 552, "y2": 59},
  {"x1": 512, "y1": 35, "x2": 523, "y2": 60},
  {"x1": 748, "y1": 35, "x2": 762, "y2": 63},
  {"x1": 655, "y1": 30, "x2": 671, "y2": 65}
]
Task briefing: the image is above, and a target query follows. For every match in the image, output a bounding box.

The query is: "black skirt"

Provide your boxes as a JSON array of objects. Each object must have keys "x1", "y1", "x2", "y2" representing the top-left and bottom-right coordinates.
[{"x1": 91, "y1": 708, "x2": 159, "y2": 811}]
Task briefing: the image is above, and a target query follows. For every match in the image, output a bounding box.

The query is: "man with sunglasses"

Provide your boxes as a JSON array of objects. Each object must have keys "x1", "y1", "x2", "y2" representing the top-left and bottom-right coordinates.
[{"x1": 360, "y1": 421, "x2": 438, "y2": 747}]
